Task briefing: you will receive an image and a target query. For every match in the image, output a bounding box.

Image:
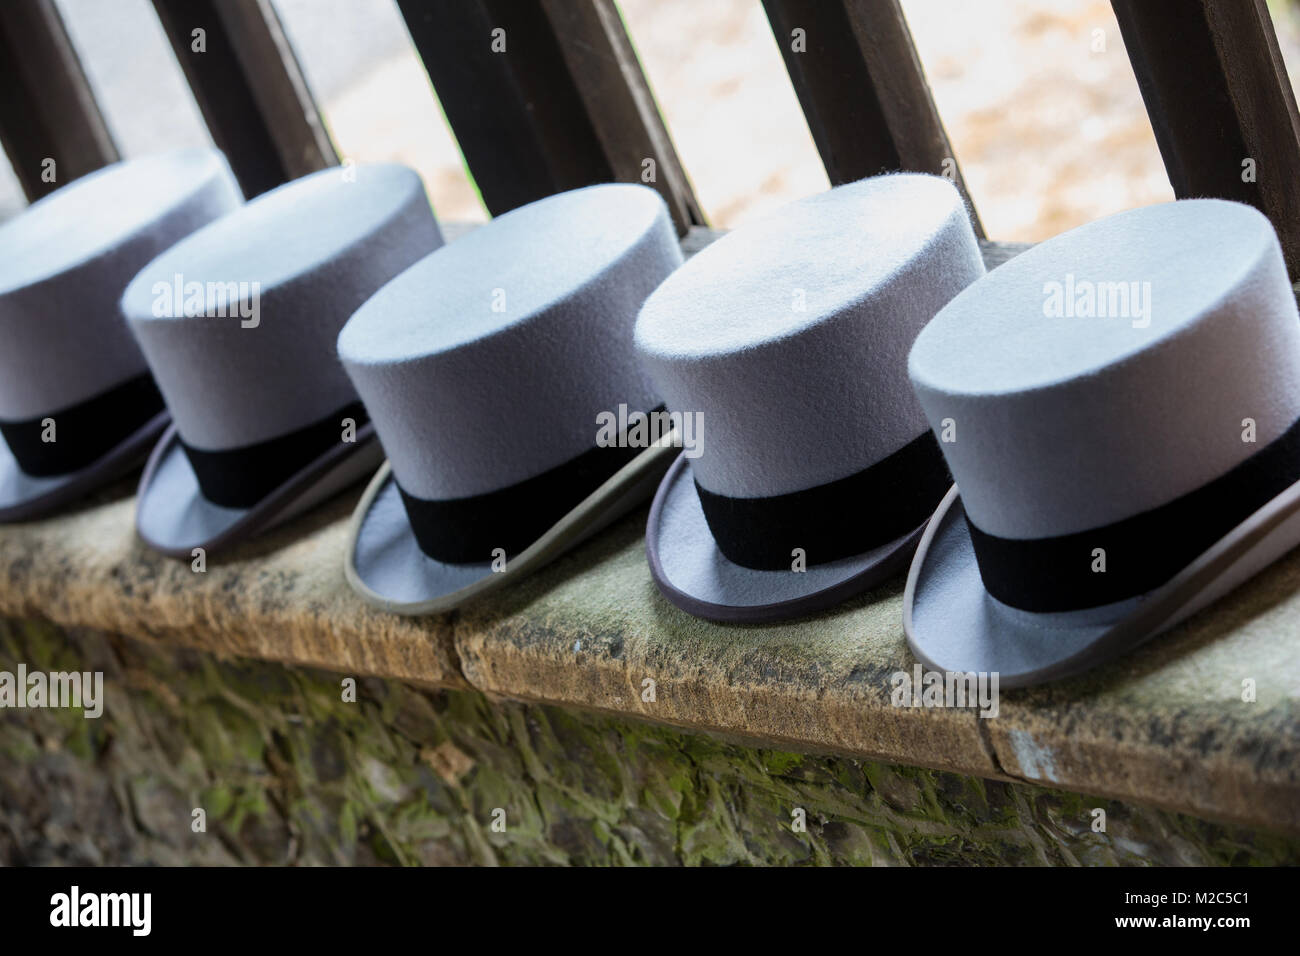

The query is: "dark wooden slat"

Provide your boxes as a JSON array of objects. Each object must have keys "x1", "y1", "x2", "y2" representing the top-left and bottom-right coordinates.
[
  {"x1": 396, "y1": 0, "x2": 703, "y2": 234},
  {"x1": 151, "y1": 0, "x2": 336, "y2": 198},
  {"x1": 1113, "y1": 0, "x2": 1300, "y2": 278},
  {"x1": 0, "y1": 0, "x2": 118, "y2": 202},
  {"x1": 762, "y1": 0, "x2": 983, "y2": 237}
]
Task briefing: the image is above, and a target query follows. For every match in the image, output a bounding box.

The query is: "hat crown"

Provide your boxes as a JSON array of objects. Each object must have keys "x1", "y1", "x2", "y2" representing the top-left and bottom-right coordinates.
[
  {"x1": 0, "y1": 149, "x2": 235, "y2": 295},
  {"x1": 0, "y1": 150, "x2": 241, "y2": 419},
  {"x1": 123, "y1": 164, "x2": 441, "y2": 451},
  {"x1": 909, "y1": 199, "x2": 1300, "y2": 539},
  {"x1": 635, "y1": 174, "x2": 984, "y2": 498},
  {"x1": 338, "y1": 183, "x2": 680, "y2": 500}
]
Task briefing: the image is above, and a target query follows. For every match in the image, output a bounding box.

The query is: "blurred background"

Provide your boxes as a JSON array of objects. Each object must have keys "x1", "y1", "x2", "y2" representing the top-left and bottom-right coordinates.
[{"x1": 7, "y1": 0, "x2": 1300, "y2": 239}]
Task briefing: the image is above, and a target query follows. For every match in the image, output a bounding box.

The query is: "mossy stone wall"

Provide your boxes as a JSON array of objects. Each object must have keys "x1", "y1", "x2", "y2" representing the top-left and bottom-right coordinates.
[{"x1": 1, "y1": 618, "x2": 1295, "y2": 866}]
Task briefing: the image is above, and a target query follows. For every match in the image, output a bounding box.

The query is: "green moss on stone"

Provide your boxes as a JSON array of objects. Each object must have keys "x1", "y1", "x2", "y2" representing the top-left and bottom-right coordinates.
[{"x1": 1, "y1": 618, "x2": 1298, "y2": 866}]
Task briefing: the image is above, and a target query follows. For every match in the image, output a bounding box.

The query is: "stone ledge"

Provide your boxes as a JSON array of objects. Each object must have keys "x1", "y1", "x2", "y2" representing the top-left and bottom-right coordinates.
[
  {"x1": 460, "y1": 508, "x2": 1300, "y2": 835},
  {"x1": 0, "y1": 230, "x2": 1295, "y2": 836},
  {"x1": 0, "y1": 481, "x2": 463, "y2": 689}
]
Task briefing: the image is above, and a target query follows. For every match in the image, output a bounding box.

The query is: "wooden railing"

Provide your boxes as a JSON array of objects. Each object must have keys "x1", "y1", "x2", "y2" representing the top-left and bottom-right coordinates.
[{"x1": 3, "y1": 0, "x2": 1300, "y2": 270}]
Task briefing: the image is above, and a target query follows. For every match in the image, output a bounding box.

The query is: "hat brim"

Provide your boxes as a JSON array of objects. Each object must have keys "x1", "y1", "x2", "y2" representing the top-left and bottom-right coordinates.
[
  {"x1": 136, "y1": 422, "x2": 383, "y2": 557},
  {"x1": 344, "y1": 435, "x2": 680, "y2": 615},
  {"x1": 645, "y1": 453, "x2": 925, "y2": 623},
  {"x1": 904, "y1": 481, "x2": 1300, "y2": 687},
  {"x1": 0, "y1": 409, "x2": 170, "y2": 522}
]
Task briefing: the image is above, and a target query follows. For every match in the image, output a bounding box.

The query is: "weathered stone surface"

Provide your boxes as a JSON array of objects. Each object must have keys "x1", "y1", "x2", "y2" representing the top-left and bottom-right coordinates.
[
  {"x1": 0, "y1": 480, "x2": 462, "y2": 688},
  {"x1": 4, "y1": 621, "x2": 1296, "y2": 866},
  {"x1": 987, "y1": 557, "x2": 1300, "y2": 831},
  {"x1": 457, "y1": 508, "x2": 1300, "y2": 835},
  {"x1": 457, "y1": 514, "x2": 999, "y2": 782}
]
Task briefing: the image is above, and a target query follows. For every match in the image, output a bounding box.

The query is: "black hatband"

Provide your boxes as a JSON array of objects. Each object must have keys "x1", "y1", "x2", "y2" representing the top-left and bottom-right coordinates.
[
  {"x1": 397, "y1": 410, "x2": 667, "y2": 563},
  {"x1": 966, "y1": 415, "x2": 1300, "y2": 613},
  {"x1": 0, "y1": 373, "x2": 165, "y2": 477},
  {"x1": 693, "y1": 430, "x2": 951, "y2": 570},
  {"x1": 179, "y1": 401, "x2": 369, "y2": 509}
]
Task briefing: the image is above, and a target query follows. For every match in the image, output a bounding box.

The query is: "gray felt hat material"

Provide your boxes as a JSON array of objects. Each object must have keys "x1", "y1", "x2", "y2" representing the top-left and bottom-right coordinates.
[
  {"x1": 904, "y1": 198, "x2": 1300, "y2": 687},
  {"x1": 636, "y1": 174, "x2": 984, "y2": 622},
  {"x1": 122, "y1": 163, "x2": 443, "y2": 556},
  {"x1": 0, "y1": 149, "x2": 242, "y2": 520},
  {"x1": 339, "y1": 183, "x2": 683, "y2": 613}
]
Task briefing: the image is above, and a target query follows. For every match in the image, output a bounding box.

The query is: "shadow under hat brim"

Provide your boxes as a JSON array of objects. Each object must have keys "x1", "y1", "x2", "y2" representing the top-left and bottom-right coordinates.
[
  {"x1": 646, "y1": 453, "x2": 926, "y2": 624},
  {"x1": 136, "y1": 422, "x2": 383, "y2": 557},
  {"x1": 904, "y1": 482, "x2": 1300, "y2": 688},
  {"x1": 0, "y1": 410, "x2": 170, "y2": 522},
  {"x1": 345, "y1": 437, "x2": 680, "y2": 615}
]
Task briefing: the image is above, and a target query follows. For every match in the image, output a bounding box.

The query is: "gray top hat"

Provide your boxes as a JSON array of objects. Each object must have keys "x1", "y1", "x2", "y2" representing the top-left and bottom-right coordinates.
[
  {"x1": 340, "y1": 183, "x2": 683, "y2": 614},
  {"x1": 121, "y1": 163, "x2": 443, "y2": 556},
  {"x1": 904, "y1": 198, "x2": 1300, "y2": 687},
  {"x1": 0, "y1": 149, "x2": 241, "y2": 520},
  {"x1": 636, "y1": 173, "x2": 985, "y2": 623}
]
